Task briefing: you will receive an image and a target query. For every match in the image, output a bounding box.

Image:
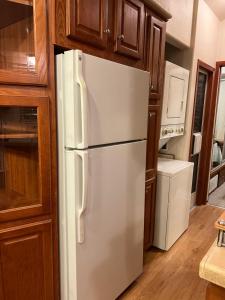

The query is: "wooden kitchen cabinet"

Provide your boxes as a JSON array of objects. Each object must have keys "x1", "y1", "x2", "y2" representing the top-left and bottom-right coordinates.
[
  {"x1": 146, "y1": 13, "x2": 166, "y2": 102},
  {"x1": 144, "y1": 177, "x2": 156, "y2": 249},
  {"x1": 146, "y1": 104, "x2": 161, "y2": 181},
  {"x1": 144, "y1": 13, "x2": 166, "y2": 249},
  {"x1": 114, "y1": 0, "x2": 145, "y2": 59},
  {"x1": 0, "y1": 95, "x2": 51, "y2": 223},
  {"x1": 0, "y1": 0, "x2": 58, "y2": 298},
  {"x1": 0, "y1": 220, "x2": 54, "y2": 300},
  {"x1": 66, "y1": 0, "x2": 109, "y2": 48},
  {"x1": 0, "y1": 0, "x2": 48, "y2": 85}
]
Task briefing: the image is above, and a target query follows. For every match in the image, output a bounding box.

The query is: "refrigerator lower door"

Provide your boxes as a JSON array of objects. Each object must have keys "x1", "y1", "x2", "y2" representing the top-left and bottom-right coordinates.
[{"x1": 62, "y1": 141, "x2": 146, "y2": 300}]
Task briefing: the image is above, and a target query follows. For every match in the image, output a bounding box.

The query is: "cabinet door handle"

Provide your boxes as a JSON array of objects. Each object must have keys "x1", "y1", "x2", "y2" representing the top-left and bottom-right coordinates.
[
  {"x1": 117, "y1": 34, "x2": 125, "y2": 41},
  {"x1": 104, "y1": 28, "x2": 111, "y2": 34}
]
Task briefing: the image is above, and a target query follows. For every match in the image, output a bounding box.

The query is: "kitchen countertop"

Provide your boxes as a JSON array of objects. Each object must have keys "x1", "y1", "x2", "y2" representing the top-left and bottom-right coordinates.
[
  {"x1": 199, "y1": 240, "x2": 225, "y2": 289},
  {"x1": 142, "y1": 0, "x2": 172, "y2": 20}
]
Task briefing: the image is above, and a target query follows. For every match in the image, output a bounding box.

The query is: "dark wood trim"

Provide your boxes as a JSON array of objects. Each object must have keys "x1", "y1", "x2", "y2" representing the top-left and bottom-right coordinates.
[
  {"x1": 189, "y1": 60, "x2": 216, "y2": 205},
  {"x1": 210, "y1": 162, "x2": 225, "y2": 178}
]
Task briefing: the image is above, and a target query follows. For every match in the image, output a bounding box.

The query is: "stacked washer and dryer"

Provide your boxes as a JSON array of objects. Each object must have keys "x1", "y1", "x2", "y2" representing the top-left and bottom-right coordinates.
[{"x1": 154, "y1": 61, "x2": 194, "y2": 251}]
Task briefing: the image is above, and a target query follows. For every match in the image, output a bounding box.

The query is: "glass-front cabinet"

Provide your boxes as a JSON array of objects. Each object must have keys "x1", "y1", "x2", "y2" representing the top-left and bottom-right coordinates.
[
  {"x1": 0, "y1": 96, "x2": 50, "y2": 222},
  {"x1": 0, "y1": 0, "x2": 47, "y2": 85}
]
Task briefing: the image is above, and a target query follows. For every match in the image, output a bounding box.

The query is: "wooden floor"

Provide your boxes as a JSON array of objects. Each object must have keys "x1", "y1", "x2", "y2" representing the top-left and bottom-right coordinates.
[{"x1": 119, "y1": 205, "x2": 224, "y2": 300}]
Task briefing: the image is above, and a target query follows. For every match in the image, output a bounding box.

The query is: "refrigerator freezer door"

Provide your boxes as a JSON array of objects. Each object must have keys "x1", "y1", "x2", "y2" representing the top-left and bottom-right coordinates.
[
  {"x1": 63, "y1": 141, "x2": 146, "y2": 300},
  {"x1": 61, "y1": 50, "x2": 149, "y2": 148}
]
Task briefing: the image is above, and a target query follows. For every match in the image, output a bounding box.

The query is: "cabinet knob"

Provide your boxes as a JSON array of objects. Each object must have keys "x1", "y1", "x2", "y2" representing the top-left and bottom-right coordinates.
[
  {"x1": 104, "y1": 28, "x2": 111, "y2": 34},
  {"x1": 117, "y1": 34, "x2": 125, "y2": 41}
]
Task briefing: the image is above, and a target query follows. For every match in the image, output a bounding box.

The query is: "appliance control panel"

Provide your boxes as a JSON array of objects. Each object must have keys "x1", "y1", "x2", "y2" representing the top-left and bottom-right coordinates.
[{"x1": 160, "y1": 124, "x2": 184, "y2": 139}]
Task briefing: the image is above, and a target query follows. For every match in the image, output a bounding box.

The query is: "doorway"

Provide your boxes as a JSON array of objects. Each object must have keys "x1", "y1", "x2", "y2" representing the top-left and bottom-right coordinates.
[{"x1": 189, "y1": 60, "x2": 215, "y2": 205}]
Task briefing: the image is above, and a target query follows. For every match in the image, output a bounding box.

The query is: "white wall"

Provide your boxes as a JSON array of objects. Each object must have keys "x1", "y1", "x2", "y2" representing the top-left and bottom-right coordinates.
[
  {"x1": 217, "y1": 19, "x2": 225, "y2": 61},
  {"x1": 152, "y1": 0, "x2": 194, "y2": 47},
  {"x1": 166, "y1": 0, "x2": 195, "y2": 48},
  {"x1": 165, "y1": 0, "x2": 220, "y2": 160}
]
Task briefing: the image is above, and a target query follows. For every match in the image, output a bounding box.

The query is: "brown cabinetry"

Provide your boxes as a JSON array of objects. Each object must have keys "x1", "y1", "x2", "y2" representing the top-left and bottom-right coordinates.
[
  {"x1": 66, "y1": 0, "x2": 108, "y2": 48},
  {"x1": 0, "y1": 221, "x2": 54, "y2": 300},
  {"x1": 0, "y1": 0, "x2": 48, "y2": 85},
  {"x1": 144, "y1": 177, "x2": 156, "y2": 249},
  {"x1": 146, "y1": 105, "x2": 161, "y2": 181},
  {"x1": 146, "y1": 13, "x2": 166, "y2": 102},
  {"x1": 144, "y1": 12, "x2": 166, "y2": 250},
  {"x1": 114, "y1": 0, "x2": 145, "y2": 59},
  {"x1": 0, "y1": 0, "x2": 58, "y2": 298},
  {"x1": 0, "y1": 95, "x2": 51, "y2": 223},
  {"x1": 54, "y1": 0, "x2": 148, "y2": 68}
]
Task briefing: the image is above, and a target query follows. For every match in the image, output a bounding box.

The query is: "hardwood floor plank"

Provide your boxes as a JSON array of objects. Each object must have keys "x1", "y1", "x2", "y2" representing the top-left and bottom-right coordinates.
[{"x1": 118, "y1": 205, "x2": 224, "y2": 300}]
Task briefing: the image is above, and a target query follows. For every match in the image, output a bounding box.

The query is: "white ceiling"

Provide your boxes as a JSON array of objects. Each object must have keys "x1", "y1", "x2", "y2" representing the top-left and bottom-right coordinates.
[{"x1": 205, "y1": 0, "x2": 225, "y2": 21}]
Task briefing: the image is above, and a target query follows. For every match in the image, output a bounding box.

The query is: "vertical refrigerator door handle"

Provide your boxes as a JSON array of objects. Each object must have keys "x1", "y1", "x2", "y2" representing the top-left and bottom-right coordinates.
[
  {"x1": 75, "y1": 51, "x2": 88, "y2": 149},
  {"x1": 76, "y1": 150, "x2": 88, "y2": 243}
]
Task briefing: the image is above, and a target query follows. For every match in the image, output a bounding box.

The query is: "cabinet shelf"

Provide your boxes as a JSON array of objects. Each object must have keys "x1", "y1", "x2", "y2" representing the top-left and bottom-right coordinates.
[
  {"x1": 0, "y1": 0, "x2": 33, "y2": 30},
  {"x1": 0, "y1": 188, "x2": 38, "y2": 211},
  {"x1": 0, "y1": 132, "x2": 37, "y2": 139}
]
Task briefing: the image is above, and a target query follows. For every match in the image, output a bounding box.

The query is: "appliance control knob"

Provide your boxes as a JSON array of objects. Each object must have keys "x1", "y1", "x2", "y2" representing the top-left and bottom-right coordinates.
[
  {"x1": 181, "y1": 127, "x2": 184, "y2": 133},
  {"x1": 162, "y1": 129, "x2": 168, "y2": 136}
]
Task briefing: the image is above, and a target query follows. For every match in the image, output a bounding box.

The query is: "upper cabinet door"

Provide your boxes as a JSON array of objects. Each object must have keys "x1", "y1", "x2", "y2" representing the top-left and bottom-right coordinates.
[
  {"x1": 114, "y1": 0, "x2": 145, "y2": 59},
  {"x1": 0, "y1": 0, "x2": 48, "y2": 85},
  {"x1": 66, "y1": 0, "x2": 108, "y2": 48},
  {"x1": 0, "y1": 96, "x2": 51, "y2": 222},
  {"x1": 147, "y1": 15, "x2": 166, "y2": 102}
]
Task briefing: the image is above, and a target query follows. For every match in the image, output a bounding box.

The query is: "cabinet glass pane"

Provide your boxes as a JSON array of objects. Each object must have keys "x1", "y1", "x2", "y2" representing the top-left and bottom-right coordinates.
[
  {"x1": 0, "y1": 0, "x2": 35, "y2": 72},
  {"x1": 0, "y1": 106, "x2": 39, "y2": 211}
]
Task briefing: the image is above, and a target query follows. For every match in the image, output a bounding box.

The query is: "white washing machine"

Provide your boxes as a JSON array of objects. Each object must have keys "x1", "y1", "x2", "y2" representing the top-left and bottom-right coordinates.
[{"x1": 153, "y1": 158, "x2": 194, "y2": 251}]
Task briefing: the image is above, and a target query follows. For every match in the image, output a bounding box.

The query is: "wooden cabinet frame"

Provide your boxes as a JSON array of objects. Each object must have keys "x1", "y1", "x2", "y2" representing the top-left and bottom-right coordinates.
[
  {"x1": 0, "y1": 220, "x2": 54, "y2": 300},
  {"x1": 0, "y1": 95, "x2": 51, "y2": 222},
  {"x1": 0, "y1": 0, "x2": 48, "y2": 85},
  {"x1": 66, "y1": 0, "x2": 108, "y2": 48},
  {"x1": 114, "y1": 0, "x2": 145, "y2": 59}
]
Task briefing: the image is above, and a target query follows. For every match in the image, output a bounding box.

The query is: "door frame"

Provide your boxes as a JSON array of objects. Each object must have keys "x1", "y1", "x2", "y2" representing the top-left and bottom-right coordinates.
[{"x1": 189, "y1": 60, "x2": 215, "y2": 205}]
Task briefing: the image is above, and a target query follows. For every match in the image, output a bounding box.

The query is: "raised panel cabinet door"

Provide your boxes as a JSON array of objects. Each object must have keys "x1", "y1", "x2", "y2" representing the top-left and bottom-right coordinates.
[
  {"x1": 146, "y1": 105, "x2": 161, "y2": 180},
  {"x1": 66, "y1": 0, "x2": 108, "y2": 48},
  {"x1": 0, "y1": 221, "x2": 54, "y2": 300},
  {"x1": 147, "y1": 15, "x2": 166, "y2": 101},
  {"x1": 114, "y1": 0, "x2": 145, "y2": 59},
  {"x1": 0, "y1": 0, "x2": 48, "y2": 85},
  {"x1": 0, "y1": 95, "x2": 51, "y2": 222},
  {"x1": 144, "y1": 178, "x2": 156, "y2": 250}
]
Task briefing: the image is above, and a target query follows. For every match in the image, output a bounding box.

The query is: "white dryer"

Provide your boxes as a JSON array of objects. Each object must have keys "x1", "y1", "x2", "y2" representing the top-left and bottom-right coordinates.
[{"x1": 154, "y1": 158, "x2": 194, "y2": 251}]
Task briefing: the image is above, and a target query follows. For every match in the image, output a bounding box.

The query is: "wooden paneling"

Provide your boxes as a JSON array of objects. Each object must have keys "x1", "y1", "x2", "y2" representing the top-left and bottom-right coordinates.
[
  {"x1": 0, "y1": 0, "x2": 48, "y2": 85},
  {"x1": 146, "y1": 105, "x2": 161, "y2": 181},
  {"x1": 66, "y1": 0, "x2": 108, "y2": 48},
  {"x1": 0, "y1": 220, "x2": 54, "y2": 300},
  {"x1": 114, "y1": 0, "x2": 144, "y2": 59},
  {"x1": 144, "y1": 177, "x2": 156, "y2": 250},
  {"x1": 146, "y1": 14, "x2": 166, "y2": 103}
]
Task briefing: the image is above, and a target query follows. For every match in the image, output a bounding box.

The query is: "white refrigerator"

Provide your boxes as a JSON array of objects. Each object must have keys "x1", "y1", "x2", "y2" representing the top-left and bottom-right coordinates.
[{"x1": 56, "y1": 50, "x2": 149, "y2": 300}]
